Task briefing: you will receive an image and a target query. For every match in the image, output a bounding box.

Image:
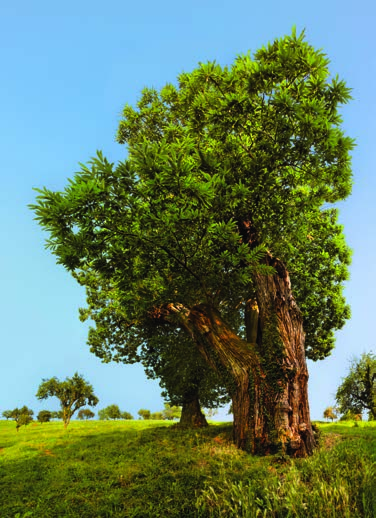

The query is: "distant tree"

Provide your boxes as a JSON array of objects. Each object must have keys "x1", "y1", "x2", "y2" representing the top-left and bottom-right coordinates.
[
  {"x1": 77, "y1": 408, "x2": 95, "y2": 420},
  {"x1": 10, "y1": 406, "x2": 34, "y2": 432},
  {"x1": 105, "y1": 404, "x2": 122, "y2": 420},
  {"x1": 51, "y1": 410, "x2": 63, "y2": 420},
  {"x1": 36, "y1": 373, "x2": 99, "y2": 428},
  {"x1": 37, "y1": 410, "x2": 52, "y2": 423},
  {"x1": 162, "y1": 403, "x2": 181, "y2": 421},
  {"x1": 323, "y1": 407, "x2": 337, "y2": 422},
  {"x1": 121, "y1": 411, "x2": 133, "y2": 420},
  {"x1": 150, "y1": 411, "x2": 164, "y2": 420},
  {"x1": 138, "y1": 409, "x2": 151, "y2": 420},
  {"x1": 336, "y1": 352, "x2": 376, "y2": 421},
  {"x1": 339, "y1": 410, "x2": 362, "y2": 421},
  {"x1": 142, "y1": 330, "x2": 228, "y2": 428},
  {"x1": 2, "y1": 410, "x2": 12, "y2": 420},
  {"x1": 98, "y1": 408, "x2": 109, "y2": 420},
  {"x1": 205, "y1": 408, "x2": 218, "y2": 418},
  {"x1": 97, "y1": 404, "x2": 122, "y2": 420}
]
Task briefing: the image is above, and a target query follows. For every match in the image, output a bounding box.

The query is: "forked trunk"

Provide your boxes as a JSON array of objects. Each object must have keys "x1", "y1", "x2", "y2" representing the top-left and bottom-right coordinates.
[
  {"x1": 178, "y1": 391, "x2": 208, "y2": 428},
  {"x1": 157, "y1": 268, "x2": 315, "y2": 456},
  {"x1": 182, "y1": 304, "x2": 261, "y2": 451}
]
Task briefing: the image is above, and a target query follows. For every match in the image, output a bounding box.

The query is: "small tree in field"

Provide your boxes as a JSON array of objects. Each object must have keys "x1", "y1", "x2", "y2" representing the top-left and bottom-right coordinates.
[
  {"x1": 36, "y1": 373, "x2": 99, "y2": 428},
  {"x1": 339, "y1": 410, "x2": 362, "y2": 421},
  {"x1": 121, "y1": 411, "x2": 133, "y2": 420},
  {"x1": 151, "y1": 411, "x2": 164, "y2": 420},
  {"x1": 138, "y1": 409, "x2": 151, "y2": 420},
  {"x1": 336, "y1": 352, "x2": 376, "y2": 421},
  {"x1": 98, "y1": 404, "x2": 125, "y2": 420},
  {"x1": 323, "y1": 406, "x2": 337, "y2": 422},
  {"x1": 10, "y1": 406, "x2": 34, "y2": 431},
  {"x1": 77, "y1": 408, "x2": 95, "y2": 420},
  {"x1": 2, "y1": 410, "x2": 12, "y2": 420},
  {"x1": 37, "y1": 410, "x2": 52, "y2": 423},
  {"x1": 162, "y1": 403, "x2": 182, "y2": 421}
]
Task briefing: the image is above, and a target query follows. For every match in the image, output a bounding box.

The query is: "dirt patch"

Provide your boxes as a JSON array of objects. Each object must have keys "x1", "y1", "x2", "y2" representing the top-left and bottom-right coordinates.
[
  {"x1": 323, "y1": 433, "x2": 342, "y2": 450},
  {"x1": 43, "y1": 449, "x2": 55, "y2": 456}
]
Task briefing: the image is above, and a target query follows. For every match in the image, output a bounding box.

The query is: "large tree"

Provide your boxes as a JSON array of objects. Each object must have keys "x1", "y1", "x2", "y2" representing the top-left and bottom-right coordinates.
[
  {"x1": 36, "y1": 373, "x2": 99, "y2": 428},
  {"x1": 31, "y1": 30, "x2": 353, "y2": 456},
  {"x1": 336, "y1": 352, "x2": 376, "y2": 420}
]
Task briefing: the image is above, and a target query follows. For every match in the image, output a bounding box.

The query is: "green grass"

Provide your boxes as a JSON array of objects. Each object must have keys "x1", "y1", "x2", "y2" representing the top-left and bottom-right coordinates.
[{"x1": 0, "y1": 420, "x2": 375, "y2": 517}]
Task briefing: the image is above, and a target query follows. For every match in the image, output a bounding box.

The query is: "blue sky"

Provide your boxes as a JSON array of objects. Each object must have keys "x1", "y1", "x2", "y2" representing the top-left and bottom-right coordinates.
[{"x1": 1, "y1": 0, "x2": 375, "y2": 421}]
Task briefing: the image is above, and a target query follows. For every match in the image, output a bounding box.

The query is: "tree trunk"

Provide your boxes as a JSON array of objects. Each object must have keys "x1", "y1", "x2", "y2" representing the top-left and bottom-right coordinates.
[
  {"x1": 174, "y1": 303, "x2": 261, "y2": 452},
  {"x1": 254, "y1": 255, "x2": 316, "y2": 456},
  {"x1": 158, "y1": 270, "x2": 316, "y2": 456},
  {"x1": 178, "y1": 391, "x2": 208, "y2": 428}
]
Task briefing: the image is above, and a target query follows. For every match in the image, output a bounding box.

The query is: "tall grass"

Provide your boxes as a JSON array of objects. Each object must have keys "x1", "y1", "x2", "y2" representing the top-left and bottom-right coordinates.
[
  {"x1": 0, "y1": 420, "x2": 375, "y2": 517},
  {"x1": 196, "y1": 433, "x2": 375, "y2": 517}
]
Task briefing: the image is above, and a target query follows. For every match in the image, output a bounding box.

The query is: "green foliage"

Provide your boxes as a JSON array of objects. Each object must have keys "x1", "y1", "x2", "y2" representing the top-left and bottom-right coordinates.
[
  {"x1": 98, "y1": 404, "x2": 122, "y2": 420},
  {"x1": 336, "y1": 352, "x2": 376, "y2": 420},
  {"x1": 150, "y1": 411, "x2": 164, "y2": 420},
  {"x1": 51, "y1": 410, "x2": 63, "y2": 420},
  {"x1": 98, "y1": 405, "x2": 133, "y2": 420},
  {"x1": 138, "y1": 409, "x2": 151, "y2": 420},
  {"x1": 30, "y1": 30, "x2": 353, "y2": 381},
  {"x1": 162, "y1": 403, "x2": 182, "y2": 420},
  {"x1": 10, "y1": 406, "x2": 34, "y2": 431},
  {"x1": 121, "y1": 411, "x2": 134, "y2": 420},
  {"x1": 77, "y1": 408, "x2": 95, "y2": 420},
  {"x1": 37, "y1": 410, "x2": 52, "y2": 423},
  {"x1": 323, "y1": 406, "x2": 338, "y2": 422},
  {"x1": 2, "y1": 410, "x2": 12, "y2": 420},
  {"x1": 0, "y1": 420, "x2": 374, "y2": 517},
  {"x1": 36, "y1": 373, "x2": 99, "y2": 428},
  {"x1": 339, "y1": 410, "x2": 363, "y2": 422}
]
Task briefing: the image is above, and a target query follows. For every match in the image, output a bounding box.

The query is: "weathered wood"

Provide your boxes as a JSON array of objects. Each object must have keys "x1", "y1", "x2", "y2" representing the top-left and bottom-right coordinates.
[{"x1": 254, "y1": 255, "x2": 316, "y2": 456}]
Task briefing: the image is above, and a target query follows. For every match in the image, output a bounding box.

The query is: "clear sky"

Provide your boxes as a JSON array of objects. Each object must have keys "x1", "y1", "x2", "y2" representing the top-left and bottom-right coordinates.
[{"x1": 1, "y1": 0, "x2": 375, "y2": 421}]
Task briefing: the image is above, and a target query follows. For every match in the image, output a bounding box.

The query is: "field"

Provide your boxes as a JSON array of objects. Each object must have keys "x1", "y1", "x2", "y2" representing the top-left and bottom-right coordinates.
[{"x1": 0, "y1": 419, "x2": 375, "y2": 517}]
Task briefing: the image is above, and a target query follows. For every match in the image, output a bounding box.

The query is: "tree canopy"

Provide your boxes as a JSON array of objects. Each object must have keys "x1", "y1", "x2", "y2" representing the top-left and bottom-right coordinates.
[
  {"x1": 36, "y1": 373, "x2": 99, "y2": 428},
  {"x1": 31, "y1": 30, "x2": 353, "y2": 455},
  {"x1": 37, "y1": 410, "x2": 52, "y2": 423},
  {"x1": 98, "y1": 404, "x2": 122, "y2": 420},
  {"x1": 336, "y1": 352, "x2": 376, "y2": 420},
  {"x1": 323, "y1": 406, "x2": 337, "y2": 422},
  {"x1": 77, "y1": 408, "x2": 95, "y2": 420},
  {"x1": 10, "y1": 406, "x2": 34, "y2": 431}
]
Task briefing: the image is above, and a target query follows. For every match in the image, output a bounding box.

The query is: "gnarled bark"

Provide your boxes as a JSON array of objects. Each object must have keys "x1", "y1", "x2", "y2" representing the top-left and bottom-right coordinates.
[
  {"x1": 154, "y1": 268, "x2": 316, "y2": 456},
  {"x1": 173, "y1": 303, "x2": 261, "y2": 451},
  {"x1": 254, "y1": 255, "x2": 316, "y2": 456}
]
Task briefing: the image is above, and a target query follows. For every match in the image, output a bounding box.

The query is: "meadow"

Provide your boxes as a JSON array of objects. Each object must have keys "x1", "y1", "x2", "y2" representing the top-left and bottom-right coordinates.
[{"x1": 0, "y1": 419, "x2": 375, "y2": 517}]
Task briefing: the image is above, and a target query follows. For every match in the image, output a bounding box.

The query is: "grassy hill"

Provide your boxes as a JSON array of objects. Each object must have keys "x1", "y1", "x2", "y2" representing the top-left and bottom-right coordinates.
[{"x1": 0, "y1": 419, "x2": 375, "y2": 517}]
